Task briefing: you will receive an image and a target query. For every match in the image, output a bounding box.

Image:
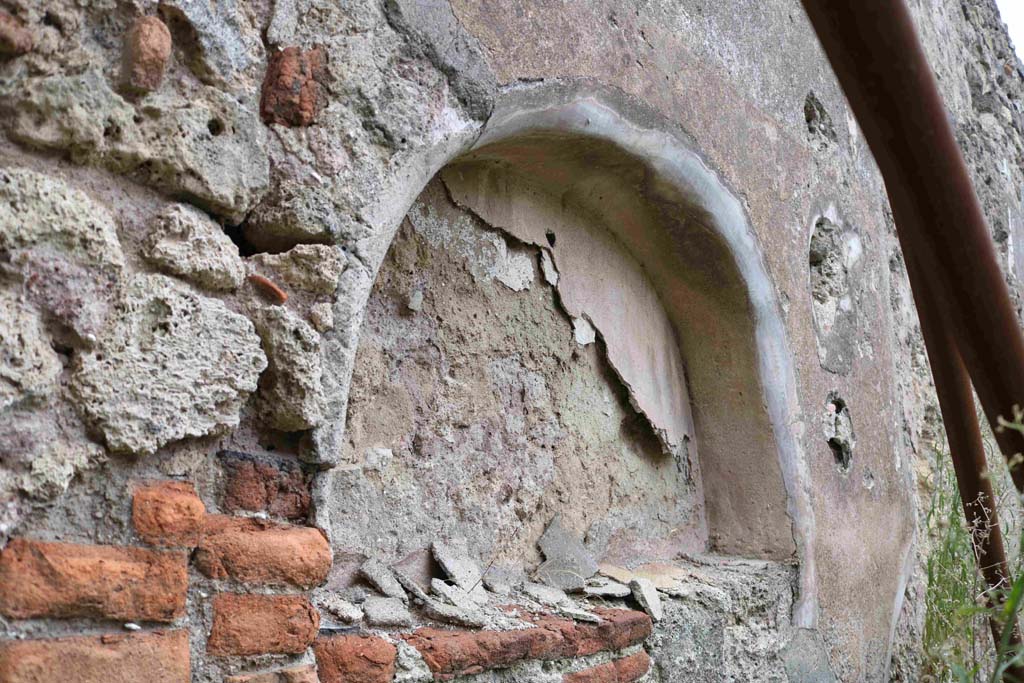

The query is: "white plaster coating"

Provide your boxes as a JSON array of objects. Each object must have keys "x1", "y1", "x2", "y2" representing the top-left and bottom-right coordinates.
[{"x1": 468, "y1": 91, "x2": 818, "y2": 627}]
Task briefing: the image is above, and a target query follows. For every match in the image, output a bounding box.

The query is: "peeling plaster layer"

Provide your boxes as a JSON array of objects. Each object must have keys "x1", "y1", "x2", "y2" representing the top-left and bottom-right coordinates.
[
  {"x1": 442, "y1": 167, "x2": 695, "y2": 459},
  {"x1": 455, "y1": 87, "x2": 817, "y2": 627}
]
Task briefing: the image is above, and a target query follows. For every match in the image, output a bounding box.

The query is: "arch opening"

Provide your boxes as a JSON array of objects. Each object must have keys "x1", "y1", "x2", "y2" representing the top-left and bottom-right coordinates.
[{"x1": 323, "y1": 86, "x2": 815, "y2": 626}]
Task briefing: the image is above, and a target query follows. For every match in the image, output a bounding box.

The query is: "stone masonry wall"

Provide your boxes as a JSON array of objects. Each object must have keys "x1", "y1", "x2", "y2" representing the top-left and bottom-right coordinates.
[{"x1": 1, "y1": 0, "x2": 1024, "y2": 681}]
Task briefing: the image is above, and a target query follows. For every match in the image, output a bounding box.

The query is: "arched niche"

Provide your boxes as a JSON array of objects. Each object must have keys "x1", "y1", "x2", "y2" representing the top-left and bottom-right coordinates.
[{"x1": 324, "y1": 83, "x2": 816, "y2": 627}]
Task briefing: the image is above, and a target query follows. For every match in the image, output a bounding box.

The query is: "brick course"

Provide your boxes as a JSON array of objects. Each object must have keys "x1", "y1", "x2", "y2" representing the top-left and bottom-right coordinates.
[
  {"x1": 403, "y1": 609, "x2": 652, "y2": 678},
  {"x1": 193, "y1": 514, "x2": 331, "y2": 587},
  {"x1": 564, "y1": 652, "x2": 652, "y2": 683},
  {"x1": 260, "y1": 47, "x2": 326, "y2": 127},
  {"x1": 221, "y1": 451, "x2": 311, "y2": 520},
  {"x1": 0, "y1": 538, "x2": 187, "y2": 622},
  {"x1": 313, "y1": 635, "x2": 397, "y2": 683},
  {"x1": 208, "y1": 593, "x2": 320, "y2": 656},
  {"x1": 133, "y1": 480, "x2": 206, "y2": 547},
  {"x1": 0, "y1": 630, "x2": 189, "y2": 683},
  {"x1": 225, "y1": 664, "x2": 320, "y2": 683}
]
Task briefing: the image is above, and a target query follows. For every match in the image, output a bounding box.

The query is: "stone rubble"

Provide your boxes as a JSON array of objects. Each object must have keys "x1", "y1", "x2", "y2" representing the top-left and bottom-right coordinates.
[
  {"x1": 251, "y1": 305, "x2": 324, "y2": 431},
  {"x1": 249, "y1": 244, "x2": 346, "y2": 295},
  {"x1": 143, "y1": 203, "x2": 245, "y2": 292},
  {"x1": 315, "y1": 593, "x2": 364, "y2": 624},
  {"x1": 70, "y1": 274, "x2": 266, "y2": 455}
]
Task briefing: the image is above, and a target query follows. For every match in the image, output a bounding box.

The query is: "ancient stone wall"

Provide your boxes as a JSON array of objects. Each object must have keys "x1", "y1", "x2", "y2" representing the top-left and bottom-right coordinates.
[{"x1": 1, "y1": 0, "x2": 1023, "y2": 681}]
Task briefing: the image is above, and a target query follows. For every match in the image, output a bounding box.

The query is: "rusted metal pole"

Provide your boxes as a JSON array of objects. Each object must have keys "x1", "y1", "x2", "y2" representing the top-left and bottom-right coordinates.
[{"x1": 799, "y1": 0, "x2": 1024, "y2": 492}]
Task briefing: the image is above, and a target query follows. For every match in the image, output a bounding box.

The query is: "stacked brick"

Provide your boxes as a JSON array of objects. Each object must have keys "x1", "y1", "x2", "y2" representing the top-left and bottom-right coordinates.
[
  {"x1": 0, "y1": 472, "x2": 653, "y2": 682},
  {"x1": 0, "y1": 473, "x2": 329, "y2": 682}
]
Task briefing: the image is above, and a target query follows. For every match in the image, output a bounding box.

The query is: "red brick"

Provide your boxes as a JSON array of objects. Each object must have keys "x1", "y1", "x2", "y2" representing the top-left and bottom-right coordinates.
[
  {"x1": 121, "y1": 16, "x2": 171, "y2": 92},
  {"x1": 260, "y1": 46, "x2": 326, "y2": 126},
  {"x1": 193, "y1": 515, "x2": 331, "y2": 588},
  {"x1": 0, "y1": 629, "x2": 189, "y2": 683},
  {"x1": 314, "y1": 635, "x2": 396, "y2": 683},
  {"x1": 221, "y1": 451, "x2": 311, "y2": 520},
  {"x1": 208, "y1": 593, "x2": 320, "y2": 656},
  {"x1": 0, "y1": 10, "x2": 32, "y2": 56},
  {"x1": 133, "y1": 480, "x2": 205, "y2": 547},
  {"x1": 225, "y1": 664, "x2": 319, "y2": 683},
  {"x1": 564, "y1": 652, "x2": 652, "y2": 683},
  {"x1": 405, "y1": 609, "x2": 652, "y2": 678},
  {"x1": 576, "y1": 609, "x2": 653, "y2": 656},
  {"x1": 402, "y1": 627, "x2": 552, "y2": 677},
  {"x1": 0, "y1": 538, "x2": 187, "y2": 622}
]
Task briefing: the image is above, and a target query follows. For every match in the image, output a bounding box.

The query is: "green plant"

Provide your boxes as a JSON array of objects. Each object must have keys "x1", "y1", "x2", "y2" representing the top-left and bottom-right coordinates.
[{"x1": 922, "y1": 413, "x2": 1024, "y2": 682}]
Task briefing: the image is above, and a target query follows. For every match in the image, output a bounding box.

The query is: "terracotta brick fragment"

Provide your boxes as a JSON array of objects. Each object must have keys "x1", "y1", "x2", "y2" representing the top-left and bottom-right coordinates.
[
  {"x1": 122, "y1": 15, "x2": 171, "y2": 92},
  {"x1": 0, "y1": 629, "x2": 189, "y2": 683},
  {"x1": 0, "y1": 538, "x2": 187, "y2": 622},
  {"x1": 404, "y1": 609, "x2": 652, "y2": 678},
  {"x1": 574, "y1": 608, "x2": 653, "y2": 656},
  {"x1": 313, "y1": 635, "x2": 397, "y2": 683},
  {"x1": 225, "y1": 664, "x2": 319, "y2": 683},
  {"x1": 208, "y1": 593, "x2": 320, "y2": 656},
  {"x1": 133, "y1": 479, "x2": 206, "y2": 546},
  {"x1": 402, "y1": 626, "x2": 565, "y2": 677},
  {"x1": 221, "y1": 450, "x2": 311, "y2": 520},
  {"x1": 193, "y1": 514, "x2": 331, "y2": 587},
  {"x1": 564, "y1": 652, "x2": 652, "y2": 683},
  {"x1": 0, "y1": 10, "x2": 32, "y2": 56},
  {"x1": 260, "y1": 46, "x2": 326, "y2": 127}
]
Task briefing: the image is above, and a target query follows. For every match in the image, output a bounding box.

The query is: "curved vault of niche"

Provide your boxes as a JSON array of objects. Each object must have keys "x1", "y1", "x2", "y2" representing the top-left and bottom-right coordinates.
[{"x1": 333, "y1": 87, "x2": 815, "y2": 628}]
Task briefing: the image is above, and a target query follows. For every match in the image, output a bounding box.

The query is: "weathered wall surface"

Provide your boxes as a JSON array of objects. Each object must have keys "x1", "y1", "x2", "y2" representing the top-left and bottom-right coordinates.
[
  {"x1": 329, "y1": 177, "x2": 705, "y2": 576},
  {"x1": 0, "y1": 0, "x2": 1022, "y2": 681}
]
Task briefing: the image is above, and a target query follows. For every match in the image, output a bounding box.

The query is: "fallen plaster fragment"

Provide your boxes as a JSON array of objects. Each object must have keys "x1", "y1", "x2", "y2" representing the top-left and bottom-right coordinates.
[
  {"x1": 363, "y1": 597, "x2": 413, "y2": 628},
  {"x1": 431, "y1": 579, "x2": 478, "y2": 611},
  {"x1": 432, "y1": 541, "x2": 488, "y2": 604},
  {"x1": 572, "y1": 317, "x2": 597, "y2": 346},
  {"x1": 540, "y1": 249, "x2": 559, "y2": 286},
  {"x1": 583, "y1": 577, "x2": 631, "y2": 599},
  {"x1": 522, "y1": 582, "x2": 569, "y2": 607},
  {"x1": 361, "y1": 558, "x2": 408, "y2": 603},
  {"x1": 482, "y1": 568, "x2": 518, "y2": 596},
  {"x1": 536, "y1": 516, "x2": 598, "y2": 592},
  {"x1": 316, "y1": 594, "x2": 363, "y2": 623},
  {"x1": 394, "y1": 567, "x2": 488, "y2": 628},
  {"x1": 556, "y1": 603, "x2": 602, "y2": 623},
  {"x1": 629, "y1": 577, "x2": 663, "y2": 622},
  {"x1": 598, "y1": 562, "x2": 688, "y2": 591}
]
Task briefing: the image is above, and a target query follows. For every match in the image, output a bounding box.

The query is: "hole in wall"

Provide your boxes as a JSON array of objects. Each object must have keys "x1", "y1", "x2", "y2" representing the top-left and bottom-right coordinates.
[
  {"x1": 809, "y1": 213, "x2": 859, "y2": 375},
  {"x1": 825, "y1": 392, "x2": 854, "y2": 473},
  {"x1": 804, "y1": 92, "x2": 837, "y2": 149}
]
